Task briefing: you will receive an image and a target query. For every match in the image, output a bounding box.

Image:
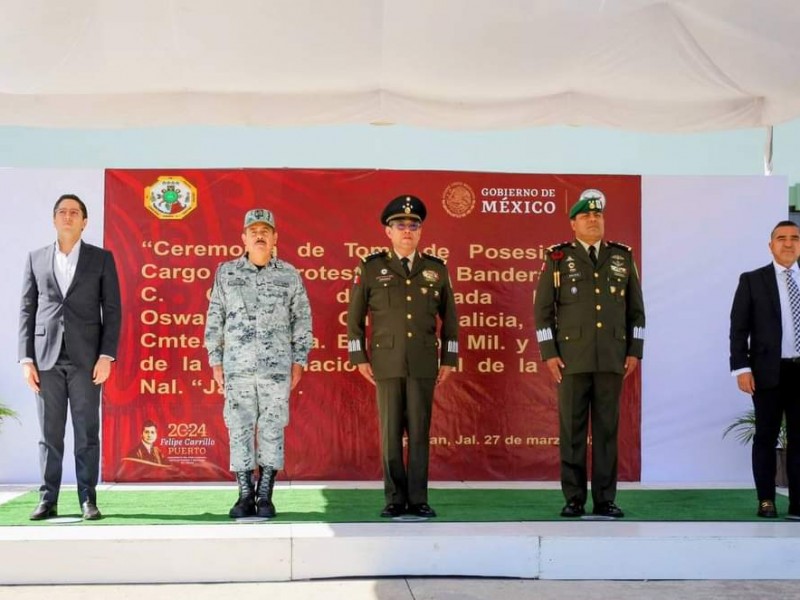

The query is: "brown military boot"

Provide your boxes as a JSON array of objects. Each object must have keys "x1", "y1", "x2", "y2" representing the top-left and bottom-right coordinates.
[
  {"x1": 229, "y1": 471, "x2": 256, "y2": 518},
  {"x1": 256, "y1": 468, "x2": 277, "y2": 518}
]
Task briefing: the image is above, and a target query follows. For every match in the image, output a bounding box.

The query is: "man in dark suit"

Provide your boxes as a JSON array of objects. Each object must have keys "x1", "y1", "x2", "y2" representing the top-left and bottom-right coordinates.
[
  {"x1": 534, "y1": 189, "x2": 645, "y2": 519},
  {"x1": 730, "y1": 220, "x2": 800, "y2": 520},
  {"x1": 19, "y1": 194, "x2": 121, "y2": 521},
  {"x1": 347, "y1": 195, "x2": 459, "y2": 519}
]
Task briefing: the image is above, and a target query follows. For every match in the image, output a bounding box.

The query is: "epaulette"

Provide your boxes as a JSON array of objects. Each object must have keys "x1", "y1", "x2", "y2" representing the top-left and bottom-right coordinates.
[
  {"x1": 546, "y1": 241, "x2": 572, "y2": 254},
  {"x1": 607, "y1": 241, "x2": 632, "y2": 252},
  {"x1": 361, "y1": 250, "x2": 389, "y2": 263},
  {"x1": 422, "y1": 252, "x2": 446, "y2": 265}
]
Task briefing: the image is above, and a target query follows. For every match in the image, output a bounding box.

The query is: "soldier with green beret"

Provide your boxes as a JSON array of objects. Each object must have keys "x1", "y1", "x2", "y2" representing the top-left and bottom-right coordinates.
[
  {"x1": 533, "y1": 189, "x2": 645, "y2": 519},
  {"x1": 347, "y1": 194, "x2": 459, "y2": 519}
]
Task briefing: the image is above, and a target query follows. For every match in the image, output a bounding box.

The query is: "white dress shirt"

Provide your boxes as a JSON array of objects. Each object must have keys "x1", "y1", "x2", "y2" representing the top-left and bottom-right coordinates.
[
  {"x1": 774, "y1": 260, "x2": 800, "y2": 359},
  {"x1": 54, "y1": 239, "x2": 82, "y2": 296},
  {"x1": 399, "y1": 251, "x2": 416, "y2": 270},
  {"x1": 576, "y1": 239, "x2": 601, "y2": 259}
]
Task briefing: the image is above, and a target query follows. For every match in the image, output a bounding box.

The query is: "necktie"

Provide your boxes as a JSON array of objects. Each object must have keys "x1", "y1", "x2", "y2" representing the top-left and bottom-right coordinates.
[
  {"x1": 785, "y1": 269, "x2": 800, "y2": 353},
  {"x1": 401, "y1": 257, "x2": 411, "y2": 276},
  {"x1": 588, "y1": 245, "x2": 597, "y2": 266}
]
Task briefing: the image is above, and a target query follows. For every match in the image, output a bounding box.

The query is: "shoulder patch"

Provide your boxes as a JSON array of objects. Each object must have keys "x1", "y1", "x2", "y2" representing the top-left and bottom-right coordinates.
[
  {"x1": 546, "y1": 241, "x2": 572, "y2": 254},
  {"x1": 607, "y1": 241, "x2": 632, "y2": 252},
  {"x1": 361, "y1": 250, "x2": 389, "y2": 264},
  {"x1": 422, "y1": 252, "x2": 446, "y2": 265}
]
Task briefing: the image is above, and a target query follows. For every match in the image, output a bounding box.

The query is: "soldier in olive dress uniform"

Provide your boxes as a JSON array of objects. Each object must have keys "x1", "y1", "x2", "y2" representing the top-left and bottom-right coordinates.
[
  {"x1": 347, "y1": 195, "x2": 459, "y2": 518},
  {"x1": 533, "y1": 189, "x2": 645, "y2": 519}
]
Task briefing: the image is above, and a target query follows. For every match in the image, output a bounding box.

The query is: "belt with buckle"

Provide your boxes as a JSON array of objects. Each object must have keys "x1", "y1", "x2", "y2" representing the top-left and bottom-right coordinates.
[{"x1": 781, "y1": 357, "x2": 800, "y2": 364}]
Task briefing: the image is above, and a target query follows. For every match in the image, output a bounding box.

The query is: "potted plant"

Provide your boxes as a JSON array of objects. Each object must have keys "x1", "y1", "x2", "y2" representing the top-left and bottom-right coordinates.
[
  {"x1": 0, "y1": 400, "x2": 19, "y2": 425},
  {"x1": 1, "y1": 391, "x2": 19, "y2": 417},
  {"x1": 0, "y1": 400, "x2": 19, "y2": 430},
  {"x1": 723, "y1": 409, "x2": 788, "y2": 487}
]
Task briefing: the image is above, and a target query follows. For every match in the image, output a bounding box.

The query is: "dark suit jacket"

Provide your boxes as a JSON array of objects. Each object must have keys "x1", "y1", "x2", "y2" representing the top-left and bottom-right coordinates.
[
  {"x1": 19, "y1": 241, "x2": 122, "y2": 372},
  {"x1": 729, "y1": 262, "x2": 795, "y2": 390}
]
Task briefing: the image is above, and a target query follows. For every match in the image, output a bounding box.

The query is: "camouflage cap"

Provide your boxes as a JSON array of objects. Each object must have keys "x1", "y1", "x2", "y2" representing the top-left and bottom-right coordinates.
[
  {"x1": 569, "y1": 189, "x2": 606, "y2": 219},
  {"x1": 243, "y1": 208, "x2": 275, "y2": 229},
  {"x1": 381, "y1": 195, "x2": 427, "y2": 225}
]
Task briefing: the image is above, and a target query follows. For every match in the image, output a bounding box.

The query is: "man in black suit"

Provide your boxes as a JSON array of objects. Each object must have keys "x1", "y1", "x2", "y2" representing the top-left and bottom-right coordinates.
[
  {"x1": 19, "y1": 194, "x2": 122, "y2": 521},
  {"x1": 730, "y1": 220, "x2": 800, "y2": 520}
]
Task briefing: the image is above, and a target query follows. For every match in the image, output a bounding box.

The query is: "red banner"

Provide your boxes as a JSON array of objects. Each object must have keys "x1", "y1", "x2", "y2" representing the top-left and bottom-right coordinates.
[{"x1": 102, "y1": 169, "x2": 641, "y2": 482}]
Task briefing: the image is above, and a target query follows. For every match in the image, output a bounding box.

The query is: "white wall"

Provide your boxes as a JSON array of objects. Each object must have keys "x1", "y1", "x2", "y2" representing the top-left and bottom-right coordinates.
[{"x1": 641, "y1": 175, "x2": 788, "y2": 483}]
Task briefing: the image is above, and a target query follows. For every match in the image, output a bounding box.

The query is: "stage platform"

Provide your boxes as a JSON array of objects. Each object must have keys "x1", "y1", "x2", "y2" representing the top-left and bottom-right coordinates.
[{"x1": 1, "y1": 482, "x2": 798, "y2": 584}]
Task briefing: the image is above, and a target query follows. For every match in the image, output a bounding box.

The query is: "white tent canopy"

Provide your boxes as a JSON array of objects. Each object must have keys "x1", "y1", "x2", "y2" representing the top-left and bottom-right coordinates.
[{"x1": 1, "y1": 0, "x2": 799, "y2": 131}]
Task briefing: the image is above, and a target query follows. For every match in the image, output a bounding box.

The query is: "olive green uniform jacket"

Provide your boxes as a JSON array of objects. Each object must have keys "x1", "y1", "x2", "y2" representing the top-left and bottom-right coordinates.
[
  {"x1": 347, "y1": 251, "x2": 459, "y2": 377},
  {"x1": 534, "y1": 240, "x2": 645, "y2": 374}
]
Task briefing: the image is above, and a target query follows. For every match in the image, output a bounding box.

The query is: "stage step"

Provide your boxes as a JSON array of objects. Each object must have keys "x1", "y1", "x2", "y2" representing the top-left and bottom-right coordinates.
[{"x1": 2, "y1": 520, "x2": 799, "y2": 584}]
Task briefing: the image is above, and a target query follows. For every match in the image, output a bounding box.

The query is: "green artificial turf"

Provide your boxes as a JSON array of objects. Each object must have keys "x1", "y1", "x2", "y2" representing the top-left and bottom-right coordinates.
[{"x1": 0, "y1": 488, "x2": 787, "y2": 526}]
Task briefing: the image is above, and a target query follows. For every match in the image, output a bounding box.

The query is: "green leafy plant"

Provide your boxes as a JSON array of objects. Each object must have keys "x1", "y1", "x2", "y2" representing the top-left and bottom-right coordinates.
[
  {"x1": 0, "y1": 400, "x2": 19, "y2": 430},
  {"x1": 723, "y1": 409, "x2": 787, "y2": 449}
]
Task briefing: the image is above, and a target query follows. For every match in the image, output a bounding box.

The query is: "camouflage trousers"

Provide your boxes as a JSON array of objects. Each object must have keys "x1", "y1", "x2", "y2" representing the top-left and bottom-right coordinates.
[{"x1": 223, "y1": 372, "x2": 291, "y2": 471}]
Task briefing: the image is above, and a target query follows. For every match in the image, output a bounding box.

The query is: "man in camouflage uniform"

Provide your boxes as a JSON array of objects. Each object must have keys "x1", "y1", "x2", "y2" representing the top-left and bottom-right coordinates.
[
  {"x1": 347, "y1": 195, "x2": 459, "y2": 519},
  {"x1": 533, "y1": 189, "x2": 645, "y2": 519},
  {"x1": 205, "y1": 208, "x2": 312, "y2": 519}
]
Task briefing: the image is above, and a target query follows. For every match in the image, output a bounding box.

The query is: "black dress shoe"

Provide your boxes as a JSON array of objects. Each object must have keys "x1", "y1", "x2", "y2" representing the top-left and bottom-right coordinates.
[
  {"x1": 29, "y1": 502, "x2": 57, "y2": 521},
  {"x1": 81, "y1": 501, "x2": 102, "y2": 520},
  {"x1": 593, "y1": 501, "x2": 624, "y2": 518},
  {"x1": 757, "y1": 499, "x2": 778, "y2": 518},
  {"x1": 560, "y1": 501, "x2": 585, "y2": 517},
  {"x1": 380, "y1": 503, "x2": 405, "y2": 518},
  {"x1": 408, "y1": 503, "x2": 437, "y2": 518}
]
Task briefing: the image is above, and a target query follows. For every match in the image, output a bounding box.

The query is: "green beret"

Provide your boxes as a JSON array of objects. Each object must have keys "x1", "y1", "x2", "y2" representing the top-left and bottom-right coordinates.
[{"x1": 569, "y1": 189, "x2": 606, "y2": 219}]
